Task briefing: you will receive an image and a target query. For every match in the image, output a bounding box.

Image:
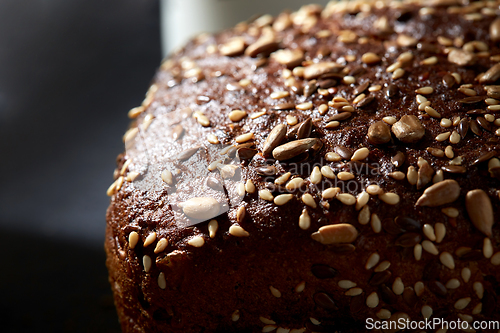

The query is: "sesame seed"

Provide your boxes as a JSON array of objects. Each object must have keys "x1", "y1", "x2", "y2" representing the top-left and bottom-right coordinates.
[
  {"x1": 452, "y1": 116, "x2": 461, "y2": 126},
  {"x1": 301, "y1": 194, "x2": 317, "y2": 209},
  {"x1": 454, "y1": 297, "x2": 471, "y2": 310},
  {"x1": 490, "y1": 104, "x2": 500, "y2": 111},
  {"x1": 259, "y1": 189, "x2": 274, "y2": 201},
  {"x1": 439, "y1": 251, "x2": 455, "y2": 269},
  {"x1": 365, "y1": 252, "x2": 380, "y2": 270},
  {"x1": 236, "y1": 206, "x2": 245, "y2": 223},
  {"x1": 275, "y1": 172, "x2": 291, "y2": 185},
  {"x1": 440, "y1": 118, "x2": 452, "y2": 127},
  {"x1": 286, "y1": 115, "x2": 298, "y2": 126},
  {"x1": 229, "y1": 225, "x2": 250, "y2": 237},
  {"x1": 318, "y1": 104, "x2": 328, "y2": 115},
  {"x1": 336, "y1": 193, "x2": 356, "y2": 205},
  {"x1": 392, "y1": 277, "x2": 404, "y2": 295},
  {"x1": 422, "y1": 240, "x2": 439, "y2": 255},
  {"x1": 352, "y1": 93, "x2": 366, "y2": 104},
  {"x1": 366, "y1": 184, "x2": 383, "y2": 195},
  {"x1": 415, "y1": 86, "x2": 433, "y2": 95},
  {"x1": 446, "y1": 278, "x2": 460, "y2": 289},
  {"x1": 379, "y1": 192, "x2": 400, "y2": 205},
  {"x1": 421, "y1": 56, "x2": 438, "y2": 65},
  {"x1": 208, "y1": 160, "x2": 222, "y2": 172},
  {"x1": 416, "y1": 94, "x2": 428, "y2": 104},
  {"x1": 322, "y1": 187, "x2": 340, "y2": 199},
  {"x1": 358, "y1": 205, "x2": 370, "y2": 225},
  {"x1": 325, "y1": 120, "x2": 340, "y2": 129},
  {"x1": 231, "y1": 310, "x2": 240, "y2": 322},
  {"x1": 371, "y1": 213, "x2": 382, "y2": 233},
  {"x1": 309, "y1": 166, "x2": 322, "y2": 184},
  {"x1": 154, "y1": 238, "x2": 168, "y2": 253},
  {"x1": 423, "y1": 224, "x2": 436, "y2": 241},
  {"x1": 338, "y1": 280, "x2": 357, "y2": 289},
  {"x1": 320, "y1": 165, "x2": 336, "y2": 179},
  {"x1": 415, "y1": 281, "x2": 424, "y2": 296},
  {"x1": 374, "y1": 260, "x2": 390, "y2": 272},
  {"x1": 128, "y1": 106, "x2": 145, "y2": 119},
  {"x1": 473, "y1": 282, "x2": 484, "y2": 299},
  {"x1": 228, "y1": 110, "x2": 247, "y2": 122},
  {"x1": 236, "y1": 182, "x2": 246, "y2": 197},
  {"x1": 366, "y1": 292, "x2": 379, "y2": 308},
  {"x1": 242, "y1": 180, "x2": 255, "y2": 195},
  {"x1": 286, "y1": 177, "x2": 304, "y2": 191},
  {"x1": 295, "y1": 281, "x2": 306, "y2": 293},
  {"x1": 483, "y1": 237, "x2": 494, "y2": 258},
  {"x1": 355, "y1": 191, "x2": 369, "y2": 210},
  {"x1": 270, "y1": 91, "x2": 290, "y2": 99},
  {"x1": 296, "y1": 102, "x2": 313, "y2": 110},
  {"x1": 361, "y1": 52, "x2": 381, "y2": 64},
  {"x1": 435, "y1": 131, "x2": 451, "y2": 142},
  {"x1": 105, "y1": 178, "x2": 119, "y2": 197},
  {"x1": 161, "y1": 169, "x2": 173, "y2": 185},
  {"x1": 299, "y1": 209, "x2": 311, "y2": 230},
  {"x1": 383, "y1": 116, "x2": 397, "y2": 125},
  {"x1": 376, "y1": 309, "x2": 392, "y2": 320},
  {"x1": 193, "y1": 111, "x2": 210, "y2": 127},
  {"x1": 424, "y1": 105, "x2": 441, "y2": 118},
  {"x1": 421, "y1": 305, "x2": 433, "y2": 319},
  {"x1": 143, "y1": 255, "x2": 152, "y2": 273},
  {"x1": 325, "y1": 152, "x2": 341, "y2": 162},
  {"x1": 187, "y1": 235, "x2": 205, "y2": 247},
  {"x1": 414, "y1": 244, "x2": 422, "y2": 261},
  {"x1": 144, "y1": 232, "x2": 157, "y2": 247},
  {"x1": 250, "y1": 110, "x2": 266, "y2": 119},
  {"x1": 462, "y1": 267, "x2": 472, "y2": 283},
  {"x1": 235, "y1": 132, "x2": 254, "y2": 143},
  {"x1": 337, "y1": 171, "x2": 355, "y2": 181},
  {"x1": 472, "y1": 303, "x2": 482, "y2": 315},
  {"x1": 208, "y1": 219, "x2": 218, "y2": 238},
  {"x1": 491, "y1": 252, "x2": 500, "y2": 265},
  {"x1": 388, "y1": 171, "x2": 405, "y2": 180},
  {"x1": 343, "y1": 75, "x2": 356, "y2": 84},
  {"x1": 435, "y1": 223, "x2": 446, "y2": 243},
  {"x1": 451, "y1": 72, "x2": 461, "y2": 84},
  {"x1": 158, "y1": 272, "x2": 166, "y2": 289},
  {"x1": 418, "y1": 101, "x2": 430, "y2": 111},
  {"x1": 386, "y1": 62, "x2": 402, "y2": 73},
  {"x1": 269, "y1": 286, "x2": 281, "y2": 298},
  {"x1": 351, "y1": 147, "x2": 369, "y2": 161},
  {"x1": 274, "y1": 194, "x2": 293, "y2": 206},
  {"x1": 260, "y1": 317, "x2": 276, "y2": 325},
  {"x1": 128, "y1": 231, "x2": 139, "y2": 249},
  {"x1": 398, "y1": 51, "x2": 413, "y2": 63},
  {"x1": 449, "y1": 131, "x2": 461, "y2": 144},
  {"x1": 345, "y1": 288, "x2": 363, "y2": 296},
  {"x1": 392, "y1": 68, "x2": 405, "y2": 80}
]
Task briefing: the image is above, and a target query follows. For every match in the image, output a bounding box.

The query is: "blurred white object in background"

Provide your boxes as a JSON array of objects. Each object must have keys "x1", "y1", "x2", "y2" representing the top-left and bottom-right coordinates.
[{"x1": 161, "y1": 0, "x2": 329, "y2": 56}]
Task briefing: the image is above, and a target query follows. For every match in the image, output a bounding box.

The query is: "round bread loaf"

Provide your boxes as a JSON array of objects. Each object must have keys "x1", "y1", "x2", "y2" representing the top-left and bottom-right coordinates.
[{"x1": 106, "y1": 1, "x2": 500, "y2": 332}]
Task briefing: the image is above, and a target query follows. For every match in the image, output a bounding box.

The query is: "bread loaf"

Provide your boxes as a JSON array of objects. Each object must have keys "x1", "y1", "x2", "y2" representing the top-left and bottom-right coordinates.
[{"x1": 106, "y1": 1, "x2": 500, "y2": 332}]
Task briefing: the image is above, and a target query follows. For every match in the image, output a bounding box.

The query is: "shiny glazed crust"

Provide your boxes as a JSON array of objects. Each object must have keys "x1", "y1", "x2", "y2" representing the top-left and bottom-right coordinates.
[{"x1": 105, "y1": 1, "x2": 500, "y2": 332}]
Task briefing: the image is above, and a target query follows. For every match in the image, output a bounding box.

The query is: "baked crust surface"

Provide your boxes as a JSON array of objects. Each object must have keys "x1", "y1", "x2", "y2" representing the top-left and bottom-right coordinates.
[{"x1": 106, "y1": 1, "x2": 500, "y2": 332}]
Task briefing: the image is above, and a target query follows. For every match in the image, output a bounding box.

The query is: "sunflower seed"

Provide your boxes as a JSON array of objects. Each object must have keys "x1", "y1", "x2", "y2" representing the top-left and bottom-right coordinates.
[
  {"x1": 481, "y1": 63, "x2": 500, "y2": 83},
  {"x1": 466, "y1": 189, "x2": 494, "y2": 236},
  {"x1": 304, "y1": 62, "x2": 344, "y2": 80},
  {"x1": 311, "y1": 223, "x2": 358, "y2": 245},
  {"x1": 272, "y1": 138, "x2": 318, "y2": 160},
  {"x1": 416, "y1": 179, "x2": 461, "y2": 206}
]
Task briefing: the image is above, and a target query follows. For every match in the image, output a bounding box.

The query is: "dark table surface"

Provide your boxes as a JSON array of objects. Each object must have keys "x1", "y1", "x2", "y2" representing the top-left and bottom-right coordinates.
[{"x1": 0, "y1": 1, "x2": 162, "y2": 331}]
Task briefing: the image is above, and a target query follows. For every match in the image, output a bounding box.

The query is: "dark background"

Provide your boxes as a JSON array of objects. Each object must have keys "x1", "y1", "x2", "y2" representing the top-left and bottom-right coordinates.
[{"x1": 0, "y1": 0, "x2": 161, "y2": 331}]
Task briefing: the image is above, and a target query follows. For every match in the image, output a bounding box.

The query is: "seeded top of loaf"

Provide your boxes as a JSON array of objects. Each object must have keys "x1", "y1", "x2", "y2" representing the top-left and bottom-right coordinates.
[{"x1": 106, "y1": 0, "x2": 500, "y2": 330}]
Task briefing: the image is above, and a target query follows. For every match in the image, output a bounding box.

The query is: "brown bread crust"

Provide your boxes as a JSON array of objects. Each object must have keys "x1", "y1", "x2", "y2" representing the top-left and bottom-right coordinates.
[{"x1": 106, "y1": 1, "x2": 500, "y2": 332}]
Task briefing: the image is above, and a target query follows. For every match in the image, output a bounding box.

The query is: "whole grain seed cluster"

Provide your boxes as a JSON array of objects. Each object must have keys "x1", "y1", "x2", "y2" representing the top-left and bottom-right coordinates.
[{"x1": 106, "y1": 0, "x2": 500, "y2": 332}]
